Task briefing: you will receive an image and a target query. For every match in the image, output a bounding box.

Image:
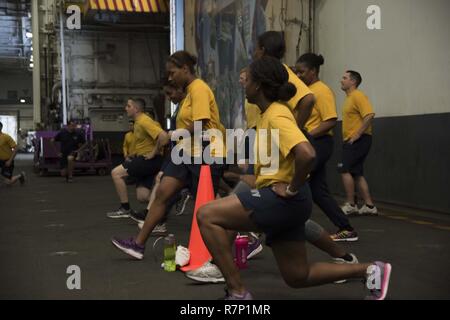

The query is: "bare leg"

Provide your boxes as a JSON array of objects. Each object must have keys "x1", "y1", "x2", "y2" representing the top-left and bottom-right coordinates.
[
  {"x1": 341, "y1": 173, "x2": 355, "y2": 204},
  {"x1": 311, "y1": 231, "x2": 348, "y2": 259},
  {"x1": 4, "y1": 175, "x2": 20, "y2": 186},
  {"x1": 67, "y1": 155, "x2": 75, "y2": 179},
  {"x1": 355, "y1": 176, "x2": 374, "y2": 206},
  {"x1": 271, "y1": 241, "x2": 371, "y2": 288},
  {"x1": 197, "y1": 195, "x2": 261, "y2": 295},
  {"x1": 135, "y1": 176, "x2": 184, "y2": 246},
  {"x1": 145, "y1": 172, "x2": 162, "y2": 210},
  {"x1": 136, "y1": 187, "x2": 151, "y2": 204},
  {"x1": 111, "y1": 165, "x2": 129, "y2": 203}
]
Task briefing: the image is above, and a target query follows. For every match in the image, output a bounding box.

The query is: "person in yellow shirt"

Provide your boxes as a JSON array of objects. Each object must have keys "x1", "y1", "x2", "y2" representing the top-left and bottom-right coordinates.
[
  {"x1": 253, "y1": 31, "x2": 315, "y2": 129},
  {"x1": 296, "y1": 53, "x2": 358, "y2": 242},
  {"x1": 0, "y1": 121, "x2": 25, "y2": 186},
  {"x1": 123, "y1": 120, "x2": 136, "y2": 160},
  {"x1": 129, "y1": 79, "x2": 191, "y2": 234},
  {"x1": 194, "y1": 56, "x2": 392, "y2": 300},
  {"x1": 339, "y1": 71, "x2": 378, "y2": 216},
  {"x1": 112, "y1": 51, "x2": 226, "y2": 259},
  {"x1": 107, "y1": 98, "x2": 169, "y2": 219}
]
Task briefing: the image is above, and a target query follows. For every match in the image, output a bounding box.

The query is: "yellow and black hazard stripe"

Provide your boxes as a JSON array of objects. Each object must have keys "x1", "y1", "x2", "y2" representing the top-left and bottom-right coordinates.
[{"x1": 87, "y1": 0, "x2": 169, "y2": 13}]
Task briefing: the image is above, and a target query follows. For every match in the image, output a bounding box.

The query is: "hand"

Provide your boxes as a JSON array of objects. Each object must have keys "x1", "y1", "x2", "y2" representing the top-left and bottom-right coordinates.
[
  {"x1": 348, "y1": 133, "x2": 361, "y2": 145},
  {"x1": 272, "y1": 183, "x2": 295, "y2": 199}
]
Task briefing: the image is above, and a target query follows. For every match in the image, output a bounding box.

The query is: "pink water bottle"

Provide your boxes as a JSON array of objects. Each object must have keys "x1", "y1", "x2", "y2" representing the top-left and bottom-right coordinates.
[{"x1": 234, "y1": 235, "x2": 249, "y2": 269}]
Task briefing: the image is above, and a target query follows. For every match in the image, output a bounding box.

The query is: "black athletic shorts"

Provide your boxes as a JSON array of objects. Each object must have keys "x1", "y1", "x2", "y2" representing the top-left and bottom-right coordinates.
[
  {"x1": 123, "y1": 155, "x2": 163, "y2": 180},
  {"x1": 60, "y1": 152, "x2": 76, "y2": 168},
  {"x1": 236, "y1": 184, "x2": 312, "y2": 246},
  {"x1": 162, "y1": 157, "x2": 225, "y2": 197},
  {"x1": 339, "y1": 134, "x2": 372, "y2": 177},
  {"x1": 0, "y1": 160, "x2": 14, "y2": 179}
]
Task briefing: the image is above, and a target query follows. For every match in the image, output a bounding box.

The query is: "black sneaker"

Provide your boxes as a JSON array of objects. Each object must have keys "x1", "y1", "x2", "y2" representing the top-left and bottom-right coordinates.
[
  {"x1": 19, "y1": 172, "x2": 26, "y2": 185},
  {"x1": 130, "y1": 209, "x2": 147, "y2": 224},
  {"x1": 331, "y1": 229, "x2": 359, "y2": 242}
]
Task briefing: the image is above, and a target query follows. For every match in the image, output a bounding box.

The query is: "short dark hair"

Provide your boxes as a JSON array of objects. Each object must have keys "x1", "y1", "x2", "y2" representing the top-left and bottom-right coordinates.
[
  {"x1": 297, "y1": 53, "x2": 325, "y2": 73},
  {"x1": 346, "y1": 70, "x2": 363, "y2": 88},
  {"x1": 249, "y1": 56, "x2": 297, "y2": 102},
  {"x1": 131, "y1": 98, "x2": 146, "y2": 111},
  {"x1": 167, "y1": 51, "x2": 198, "y2": 74},
  {"x1": 257, "y1": 31, "x2": 286, "y2": 60},
  {"x1": 0, "y1": 121, "x2": 3, "y2": 129}
]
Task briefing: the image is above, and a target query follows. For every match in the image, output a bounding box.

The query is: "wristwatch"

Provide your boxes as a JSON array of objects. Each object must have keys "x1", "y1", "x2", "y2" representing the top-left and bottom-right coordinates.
[{"x1": 286, "y1": 185, "x2": 299, "y2": 196}]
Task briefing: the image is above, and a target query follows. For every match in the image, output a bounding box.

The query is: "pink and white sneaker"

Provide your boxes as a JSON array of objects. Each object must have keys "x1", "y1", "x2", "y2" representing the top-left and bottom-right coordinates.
[{"x1": 365, "y1": 261, "x2": 392, "y2": 300}]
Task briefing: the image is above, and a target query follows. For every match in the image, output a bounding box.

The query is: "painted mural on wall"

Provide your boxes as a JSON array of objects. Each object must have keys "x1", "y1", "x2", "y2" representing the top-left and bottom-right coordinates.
[{"x1": 194, "y1": 0, "x2": 269, "y2": 129}]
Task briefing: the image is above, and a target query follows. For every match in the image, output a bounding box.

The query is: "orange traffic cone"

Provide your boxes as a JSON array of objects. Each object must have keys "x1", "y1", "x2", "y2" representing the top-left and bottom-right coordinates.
[{"x1": 180, "y1": 165, "x2": 215, "y2": 272}]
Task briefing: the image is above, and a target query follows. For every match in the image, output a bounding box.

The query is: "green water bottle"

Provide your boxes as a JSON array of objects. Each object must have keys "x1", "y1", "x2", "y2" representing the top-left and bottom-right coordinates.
[{"x1": 164, "y1": 234, "x2": 177, "y2": 272}]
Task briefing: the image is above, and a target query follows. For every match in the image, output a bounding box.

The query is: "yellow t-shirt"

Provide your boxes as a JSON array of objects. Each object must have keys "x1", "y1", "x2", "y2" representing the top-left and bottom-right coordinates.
[
  {"x1": 255, "y1": 102, "x2": 309, "y2": 189},
  {"x1": 342, "y1": 90, "x2": 375, "y2": 141},
  {"x1": 245, "y1": 100, "x2": 262, "y2": 129},
  {"x1": 133, "y1": 113, "x2": 164, "y2": 156},
  {"x1": 0, "y1": 133, "x2": 16, "y2": 161},
  {"x1": 305, "y1": 81, "x2": 338, "y2": 136},
  {"x1": 123, "y1": 131, "x2": 136, "y2": 157},
  {"x1": 284, "y1": 64, "x2": 313, "y2": 112},
  {"x1": 176, "y1": 79, "x2": 226, "y2": 158}
]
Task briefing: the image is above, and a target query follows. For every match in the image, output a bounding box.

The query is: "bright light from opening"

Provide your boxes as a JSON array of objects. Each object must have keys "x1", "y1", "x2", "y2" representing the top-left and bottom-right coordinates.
[
  {"x1": 20, "y1": 99, "x2": 26, "y2": 104},
  {"x1": 26, "y1": 32, "x2": 33, "y2": 38},
  {"x1": 30, "y1": 46, "x2": 33, "y2": 51},
  {"x1": 30, "y1": 55, "x2": 34, "y2": 62},
  {"x1": 29, "y1": 63, "x2": 34, "y2": 68}
]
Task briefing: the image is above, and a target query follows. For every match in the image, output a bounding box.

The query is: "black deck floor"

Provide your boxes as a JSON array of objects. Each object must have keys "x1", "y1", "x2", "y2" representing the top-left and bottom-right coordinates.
[{"x1": 1, "y1": 155, "x2": 449, "y2": 300}]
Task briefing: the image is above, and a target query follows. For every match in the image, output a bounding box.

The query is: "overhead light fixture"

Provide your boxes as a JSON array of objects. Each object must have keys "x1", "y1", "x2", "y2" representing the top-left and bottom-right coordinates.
[
  {"x1": 20, "y1": 99, "x2": 26, "y2": 104},
  {"x1": 30, "y1": 55, "x2": 34, "y2": 62},
  {"x1": 29, "y1": 63, "x2": 34, "y2": 68},
  {"x1": 26, "y1": 32, "x2": 33, "y2": 38},
  {"x1": 30, "y1": 46, "x2": 33, "y2": 51}
]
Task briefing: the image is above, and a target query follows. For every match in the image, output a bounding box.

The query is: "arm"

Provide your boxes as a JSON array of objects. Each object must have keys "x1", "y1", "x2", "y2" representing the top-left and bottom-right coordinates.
[
  {"x1": 309, "y1": 118, "x2": 337, "y2": 138},
  {"x1": 123, "y1": 142, "x2": 129, "y2": 159},
  {"x1": 51, "y1": 133, "x2": 62, "y2": 157},
  {"x1": 349, "y1": 114, "x2": 375, "y2": 144},
  {"x1": 5, "y1": 146, "x2": 18, "y2": 167},
  {"x1": 272, "y1": 142, "x2": 316, "y2": 197},
  {"x1": 145, "y1": 131, "x2": 170, "y2": 159},
  {"x1": 169, "y1": 119, "x2": 208, "y2": 141},
  {"x1": 295, "y1": 94, "x2": 316, "y2": 129},
  {"x1": 240, "y1": 174, "x2": 257, "y2": 189},
  {"x1": 289, "y1": 142, "x2": 316, "y2": 192}
]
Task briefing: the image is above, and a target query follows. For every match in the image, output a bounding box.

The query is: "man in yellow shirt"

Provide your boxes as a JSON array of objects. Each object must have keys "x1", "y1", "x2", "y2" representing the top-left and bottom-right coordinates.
[
  {"x1": 0, "y1": 121, "x2": 25, "y2": 186},
  {"x1": 339, "y1": 71, "x2": 378, "y2": 216},
  {"x1": 107, "y1": 98, "x2": 169, "y2": 219}
]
